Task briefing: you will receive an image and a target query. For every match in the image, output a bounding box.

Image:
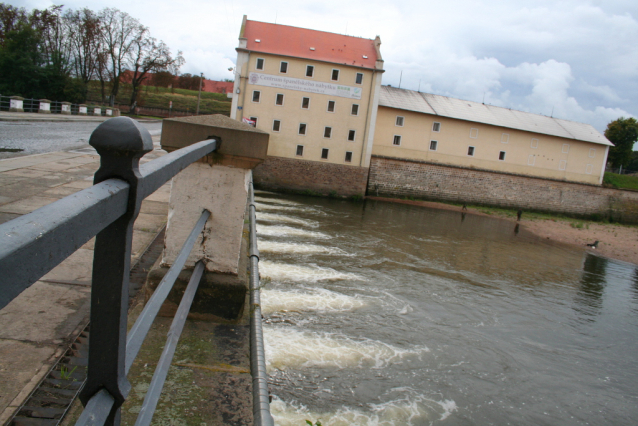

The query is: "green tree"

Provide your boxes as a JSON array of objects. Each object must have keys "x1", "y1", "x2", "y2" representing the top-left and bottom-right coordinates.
[{"x1": 605, "y1": 117, "x2": 638, "y2": 169}]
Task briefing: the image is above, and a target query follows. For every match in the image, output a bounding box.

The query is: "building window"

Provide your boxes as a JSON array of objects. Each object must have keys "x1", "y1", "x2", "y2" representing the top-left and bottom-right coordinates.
[
  {"x1": 432, "y1": 122, "x2": 441, "y2": 132},
  {"x1": 355, "y1": 73, "x2": 363, "y2": 84},
  {"x1": 299, "y1": 123, "x2": 307, "y2": 135},
  {"x1": 345, "y1": 151, "x2": 353, "y2": 162},
  {"x1": 559, "y1": 160, "x2": 567, "y2": 170},
  {"x1": 348, "y1": 130, "x2": 356, "y2": 141},
  {"x1": 272, "y1": 120, "x2": 281, "y2": 132},
  {"x1": 280, "y1": 61, "x2": 288, "y2": 73},
  {"x1": 562, "y1": 144, "x2": 570, "y2": 154},
  {"x1": 275, "y1": 93, "x2": 284, "y2": 106},
  {"x1": 306, "y1": 65, "x2": 314, "y2": 77},
  {"x1": 589, "y1": 148, "x2": 596, "y2": 158},
  {"x1": 470, "y1": 128, "x2": 478, "y2": 138},
  {"x1": 256, "y1": 58, "x2": 264, "y2": 70},
  {"x1": 327, "y1": 100, "x2": 335, "y2": 112},
  {"x1": 296, "y1": 145, "x2": 304, "y2": 156},
  {"x1": 321, "y1": 148, "x2": 329, "y2": 159},
  {"x1": 393, "y1": 135, "x2": 401, "y2": 146},
  {"x1": 396, "y1": 116, "x2": 404, "y2": 126},
  {"x1": 467, "y1": 146, "x2": 475, "y2": 156},
  {"x1": 429, "y1": 140, "x2": 438, "y2": 151},
  {"x1": 531, "y1": 138, "x2": 539, "y2": 149},
  {"x1": 351, "y1": 104, "x2": 359, "y2": 116},
  {"x1": 528, "y1": 155, "x2": 535, "y2": 166},
  {"x1": 331, "y1": 69, "x2": 339, "y2": 81},
  {"x1": 324, "y1": 126, "x2": 332, "y2": 138},
  {"x1": 249, "y1": 117, "x2": 258, "y2": 127},
  {"x1": 501, "y1": 133, "x2": 509, "y2": 143},
  {"x1": 586, "y1": 164, "x2": 593, "y2": 174},
  {"x1": 252, "y1": 90, "x2": 260, "y2": 103},
  {"x1": 499, "y1": 151, "x2": 506, "y2": 161},
  {"x1": 301, "y1": 97, "x2": 310, "y2": 109}
]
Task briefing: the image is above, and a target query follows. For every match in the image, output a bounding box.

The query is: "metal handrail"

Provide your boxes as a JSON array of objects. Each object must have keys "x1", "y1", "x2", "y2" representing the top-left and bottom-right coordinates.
[
  {"x1": 248, "y1": 179, "x2": 275, "y2": 426},
  {"x1": 0, "y1": 94, "x2": 117, "y2": 115},
  {"x1": 0, "y1": 117, "x2": 218, "y2": 426}
]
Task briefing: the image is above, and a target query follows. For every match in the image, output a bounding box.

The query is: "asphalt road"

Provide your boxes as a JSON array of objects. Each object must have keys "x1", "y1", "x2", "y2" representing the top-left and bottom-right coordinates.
[{"x1": 0, "y1": 120, "x2": 162, "y2": 160}]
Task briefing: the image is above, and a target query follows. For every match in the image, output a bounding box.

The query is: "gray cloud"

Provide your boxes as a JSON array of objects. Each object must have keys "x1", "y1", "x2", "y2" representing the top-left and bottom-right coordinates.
[{"x1": 10, "y1": 0, "x2": 637, "y2": 132}]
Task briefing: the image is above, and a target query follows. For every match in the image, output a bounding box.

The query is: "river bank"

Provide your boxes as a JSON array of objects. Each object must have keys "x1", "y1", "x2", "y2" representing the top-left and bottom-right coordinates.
[{"x1": 366, "y1": 196, "x2": 638, "y2": 266}]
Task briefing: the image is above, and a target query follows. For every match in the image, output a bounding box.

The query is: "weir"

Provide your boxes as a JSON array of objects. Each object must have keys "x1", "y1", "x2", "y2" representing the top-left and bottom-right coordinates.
[{"x1": 0, "y1": 115, "x2": 274, "y2": 425}]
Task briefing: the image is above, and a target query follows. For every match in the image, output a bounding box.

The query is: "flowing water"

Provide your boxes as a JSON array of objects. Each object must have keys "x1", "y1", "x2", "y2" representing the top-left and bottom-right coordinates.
[{"x1": 254, "y1": 192, "x2": 638, "y2": 425}]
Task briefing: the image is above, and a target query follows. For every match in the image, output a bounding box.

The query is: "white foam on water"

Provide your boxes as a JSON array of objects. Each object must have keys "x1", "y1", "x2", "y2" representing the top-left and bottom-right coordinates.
[
  {"x1": 260, "y1": 261, "x2": 365, "y2": 282},
  {"x1": 254, "y1": 196, "x2": 303, "y2": 206},
  {"x1": 256, "y1": 225, "x2": 329, "y2": 239},
  {"x1": 261, "y1": 288, "x2": 365, "y2": 314},
  {"x1": 257, "y1": 212, "x2": 319, "y2": 227},
  {"x1": 254, "y1": 202, "x2": 306, "y2": 212},
  {"x1": 270, "y1": 391, "x2": 456, "y2": 426},
  {"x1": 264, "y1": 327, "x2": 428, "y2": 371},
  {"x1": 258, "y1": 240, "x2": 346, "y2": 255}
]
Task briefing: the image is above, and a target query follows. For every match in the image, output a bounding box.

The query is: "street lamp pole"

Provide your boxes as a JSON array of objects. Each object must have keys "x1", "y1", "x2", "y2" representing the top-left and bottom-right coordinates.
[{"x1": 196, "y1": 72, "x2": 203, "y2": 115}]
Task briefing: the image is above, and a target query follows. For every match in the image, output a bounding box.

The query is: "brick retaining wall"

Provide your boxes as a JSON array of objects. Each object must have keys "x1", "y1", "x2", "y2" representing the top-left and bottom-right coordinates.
[
  {"x1": 368, "y1": 156, "x2": 638, "y2": 223},
  {"x1": 253, "y1": 156, "x2": 368, "y2": 197}
]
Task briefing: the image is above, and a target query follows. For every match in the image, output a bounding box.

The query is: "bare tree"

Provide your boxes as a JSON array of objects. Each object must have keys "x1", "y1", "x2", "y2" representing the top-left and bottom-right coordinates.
[
  {"x1": 98, "y1": 8, "x2": 144, "y2": 106},
  {"x1": 0, "y1": 4, "x2": 28, "y2": 47},
  {"x1": 128, "y1": 35, "x2": 183, "y2": 109},
  {"x1": 65, "y1": 8, "x2": 102, "y2": 84},
  {"x1": 37, "y1": 5, "x2": 72, "y2": 75}
]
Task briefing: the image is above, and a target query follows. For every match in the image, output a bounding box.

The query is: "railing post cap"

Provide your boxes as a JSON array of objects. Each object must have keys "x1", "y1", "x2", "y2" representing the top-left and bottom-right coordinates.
[{"x1": 90, "y1": 117, "x2": 153, "y2": 156}]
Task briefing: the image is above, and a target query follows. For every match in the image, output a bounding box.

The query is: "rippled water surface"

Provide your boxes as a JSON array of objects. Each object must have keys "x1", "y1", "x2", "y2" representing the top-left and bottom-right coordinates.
[{"x1": 255, "y1": 192, "x2": 638, "y2": 425}]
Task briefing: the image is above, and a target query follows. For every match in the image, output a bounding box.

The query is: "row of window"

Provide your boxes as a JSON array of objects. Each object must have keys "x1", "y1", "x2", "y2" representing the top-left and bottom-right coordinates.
[
  {"x1": 295, "y1": 145, "x2": 354, "y2": 162},
  {"x1": 252, "y1": 91, "x2": 361, "y2": 115},
  {"x1": 392, "y1": 137, "x2": 592, "y2": 165},
  {"x1": 246, "y1": 116, "x2": 357, "y2": 141},
  {"x1": 395, "y1": 116, "x2": 441, "y2": 132},
  {"x1": 392, "y1": 130, "x2": 597, "y2": 158},
  {"x1": 255, "y1": 57, "x2": 364, "y2": 84},
  {"x1": 395, "y1": 117, "x2": 596, "y2": 158}
]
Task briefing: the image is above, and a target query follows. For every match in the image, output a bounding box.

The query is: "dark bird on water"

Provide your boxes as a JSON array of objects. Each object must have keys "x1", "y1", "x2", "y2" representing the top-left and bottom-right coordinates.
[
  {"x1": 586, "y1": 241, "x2": 599, "y2": 249},
  {"x1": 462, "y1": 204, "x2": 467, "y2": 211},
  {"x1": 517, "y1": 210, "x2": 522, "y2": 221}
]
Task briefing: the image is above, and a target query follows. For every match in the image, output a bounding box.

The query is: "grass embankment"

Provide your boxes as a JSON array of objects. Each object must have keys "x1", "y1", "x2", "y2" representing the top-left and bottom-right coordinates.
[
  {"x1": 603, "y1": 172, "x2": 638, "y2": 191},
  {"x1": 86, "y1": 81, "x2": 231, "y2": 115}
]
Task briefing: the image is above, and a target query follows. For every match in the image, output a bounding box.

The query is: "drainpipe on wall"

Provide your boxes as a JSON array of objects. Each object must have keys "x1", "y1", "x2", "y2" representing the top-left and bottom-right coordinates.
[
  {"x1": 359, "y1": 69, "x2": 377, "y2": 167},
  {"x1": 240, "y1": 52, "x2": 250, "y2": 122}
]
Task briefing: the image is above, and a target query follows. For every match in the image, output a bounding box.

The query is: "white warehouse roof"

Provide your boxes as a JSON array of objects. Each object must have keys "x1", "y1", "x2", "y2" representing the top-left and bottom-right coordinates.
[{"x1": 379, "y1": 86, "x2": 612, "y2": 146}]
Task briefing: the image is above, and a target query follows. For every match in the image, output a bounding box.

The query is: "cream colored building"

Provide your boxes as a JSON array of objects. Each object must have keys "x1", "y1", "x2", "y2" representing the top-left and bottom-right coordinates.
[
  {"x1": 373, "y1": 86, "x2": 611, "y2": 185},
  {"x1": 231, "y1": 17, "x2": 612, "y2": 194},
  {"x1": 231, "y1": 16, "x2": 384, "y2": 169}
]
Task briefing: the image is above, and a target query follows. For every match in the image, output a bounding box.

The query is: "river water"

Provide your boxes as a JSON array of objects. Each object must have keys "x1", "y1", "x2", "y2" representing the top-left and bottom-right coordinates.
[{"x1": 254, "y1": 192, "x2": 638, "y2": 425}]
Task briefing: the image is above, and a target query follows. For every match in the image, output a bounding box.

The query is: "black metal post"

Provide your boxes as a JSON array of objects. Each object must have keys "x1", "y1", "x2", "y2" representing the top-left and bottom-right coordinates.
[{"x1": 79, "y1": 117, "x2": 154, "y2": 426}]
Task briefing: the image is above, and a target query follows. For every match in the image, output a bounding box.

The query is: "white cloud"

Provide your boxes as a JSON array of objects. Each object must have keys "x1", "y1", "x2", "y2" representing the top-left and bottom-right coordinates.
[{"x1": 5, "y1": 0, "x2": 637, "y2": 132}]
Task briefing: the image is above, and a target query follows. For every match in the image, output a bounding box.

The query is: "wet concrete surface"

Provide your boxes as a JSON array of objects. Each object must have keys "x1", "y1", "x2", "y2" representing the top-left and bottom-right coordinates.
[{"x1": 0, "y1": 120, "x2": 162, "y2": 160}]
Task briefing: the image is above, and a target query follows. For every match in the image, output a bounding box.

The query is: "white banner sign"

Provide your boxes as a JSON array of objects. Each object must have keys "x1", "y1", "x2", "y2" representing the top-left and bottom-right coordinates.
[{"x1": 248, "y1": 72, "x2": 362, "y2": 100}]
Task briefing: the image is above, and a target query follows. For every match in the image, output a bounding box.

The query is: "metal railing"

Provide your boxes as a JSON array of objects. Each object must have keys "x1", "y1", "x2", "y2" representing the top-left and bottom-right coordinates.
[
  {"x1": 0, "y1": 94, "x2": 117, "y2": 115},
  {"x1": 0, "y1": 117, "x2": 243, "y2": 425},
  {"x1": 248, "y1": 182, "x2": 275, "y2": 426}
]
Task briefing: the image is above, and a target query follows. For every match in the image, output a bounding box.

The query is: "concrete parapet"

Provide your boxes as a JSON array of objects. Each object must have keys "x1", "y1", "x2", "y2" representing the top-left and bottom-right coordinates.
[
  {"x1": 38, "y1": 99, "x2": 51, "y2": 114},
  {"x1": 92, "y1": 106, "x2": 101, "y2": 116},
  {"x1": 61, "y1": 101, "x2": 71, "y2": 115},
  {"x1": 9, "y1": 96, "x2": 23, "y2": 112},
  {"x1": 78, "y1": 104, "x2": 87, "y2": 115},
  {"x1": 156, "y1": 114, "x2": 269, "y2": 317}
]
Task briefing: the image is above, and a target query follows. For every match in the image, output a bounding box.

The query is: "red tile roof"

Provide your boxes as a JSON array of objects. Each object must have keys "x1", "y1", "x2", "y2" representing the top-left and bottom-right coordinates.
[{"x1": 242, "y1": 20, "x2": 379, "y2": 69}]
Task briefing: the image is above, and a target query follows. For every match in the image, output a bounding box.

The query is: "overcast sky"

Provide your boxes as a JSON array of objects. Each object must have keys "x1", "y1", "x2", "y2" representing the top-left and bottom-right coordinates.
[{"x1": 9, "y1": 0, "x2": 638, "y2": 133}]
